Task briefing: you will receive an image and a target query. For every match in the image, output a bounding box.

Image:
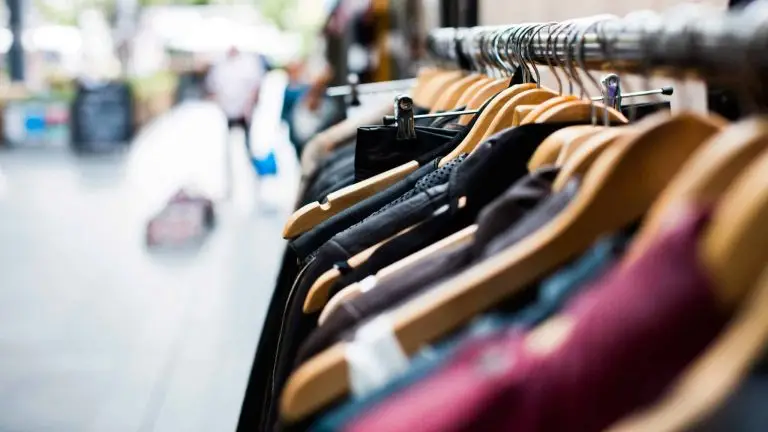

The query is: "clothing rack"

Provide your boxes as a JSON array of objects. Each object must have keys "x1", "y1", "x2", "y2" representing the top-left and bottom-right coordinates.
[{"x1": 238, "y1": 6, "x2": 768, "y2": 432}]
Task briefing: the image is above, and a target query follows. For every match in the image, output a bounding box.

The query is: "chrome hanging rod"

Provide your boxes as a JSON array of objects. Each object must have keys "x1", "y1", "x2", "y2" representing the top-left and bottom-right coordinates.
[{"x1": 425, "y1": 3, "x2": 768, "y2": 86}]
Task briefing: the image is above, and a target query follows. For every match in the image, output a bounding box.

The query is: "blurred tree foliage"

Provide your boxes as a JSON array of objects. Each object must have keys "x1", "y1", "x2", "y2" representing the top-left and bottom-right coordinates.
[{"x1": 34, "y1": 0, "x2": 116, "y2": 25}]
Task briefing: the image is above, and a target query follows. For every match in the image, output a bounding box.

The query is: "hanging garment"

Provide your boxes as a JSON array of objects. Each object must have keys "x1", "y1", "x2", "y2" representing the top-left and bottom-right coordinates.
[
  {"x1": 269, "y1": 122, "x2": 601, "y2": 430},
  {"x1": 248, "y1": 100, "x2": 492, "y2": 432},
  {"x1": 290, "y1": 104, "x2": 490, "y2": 261},
  {"x1": 265, "y1": 156, "x2": 468, "y2": 430},
  {"x1": 295, "y1": 165, "x2": 564, "y2": 363},
  {"x1": 304, "y1": 144, "x2": 358, "y2": 206},
  {"x1": 311, "y1": 233, "x2": 629, "y2": 432},
  {"x1": 325, "y1": 164, "x2": 563, "y2": 295},
  {"x1": 343, "y1": 207, "x2": 726, "y2": 432},
  {"x1": 291, "y1": 160, "x2": 440, "y2": 262}
]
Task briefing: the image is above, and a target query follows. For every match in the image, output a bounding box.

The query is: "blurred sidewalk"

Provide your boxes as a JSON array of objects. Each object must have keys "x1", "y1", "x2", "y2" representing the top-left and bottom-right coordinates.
[{"x1": 0, "y1": 100, "x2": 299, "y2": 431}]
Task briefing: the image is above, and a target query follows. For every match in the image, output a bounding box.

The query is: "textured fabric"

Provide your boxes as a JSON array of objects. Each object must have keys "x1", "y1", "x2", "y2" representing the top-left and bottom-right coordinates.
[
  {"x1": 312, "y1": 233, "x2": 627, "y2": 432},
  {"x1": 352, "y1": 155, "x2": 467, "y2": 228},
  {"x1": 296, "y1": 167, "x2": 566, "y2": 363},
  {"x1": 291, "y1": 161, "x2": 437, "y2": 262},
  {"x1": 346, "y1": 206, "x2": 726, "y2": 432}
]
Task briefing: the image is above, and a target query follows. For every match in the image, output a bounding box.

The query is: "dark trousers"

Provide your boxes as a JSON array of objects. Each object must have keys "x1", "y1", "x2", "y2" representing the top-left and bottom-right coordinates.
[{"x1": 227, "y1": 117, "x2": 252, "y2": 157}]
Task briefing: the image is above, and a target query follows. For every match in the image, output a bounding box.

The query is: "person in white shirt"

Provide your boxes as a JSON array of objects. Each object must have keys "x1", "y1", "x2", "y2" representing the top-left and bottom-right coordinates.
[{"x1": 206, "y1": 46, "x2": 266, "y2": 160}]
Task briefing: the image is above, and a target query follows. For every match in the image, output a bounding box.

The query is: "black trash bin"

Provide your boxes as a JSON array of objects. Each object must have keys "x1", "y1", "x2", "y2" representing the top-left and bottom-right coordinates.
[{"x1": 70, "y1": 80, "x2": 134, "y2": 152}]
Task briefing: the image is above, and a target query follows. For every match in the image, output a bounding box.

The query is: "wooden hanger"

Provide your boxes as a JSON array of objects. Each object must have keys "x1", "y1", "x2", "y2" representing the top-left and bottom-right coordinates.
[
  {"x1": 512, "y1": 104, "x2": 538, "y2": 125},
  {"x1": 409, "y1": 67, "x2": 443, "y2": 105},
  {"x1": 283, "y1": 71, "x2": 469, "y2": 238},
  {"x1": 318, "y1": 224, "x2": 479, "y2": 325},
  {"x1": 283, "y1": 162, "x2": 420, "y2": 238},
  {"x1": 418, "y1": 70, "x2": 466, "y2": 109},
  {"x1": 303, "y1": 224, "x2": 420, "y2": 313},
  {"x1": 534, "y1": 100, "x2": 629, "y2": 124},
  {"x1": 518, "y1": 95, "x2": 579, "y2": 124},
  {"x1": 607, "y1": 266, "x2": 768, "y2": 432},
  {"x1": 457, "y1": 78, "x2": 512, "y2": 125},
  {"x1": 555, "y1": 126, "x2": 613, "y2": 164},
  {"x1": 626, "y1": 117, "x2": 766, "y2": 264},
  {"x1": 551, "y1": 127, "x2": 634, "y2": 191},
  {"x1": 429, "y1": 82, "x2": 535, "y2": 165},
  {"x1": 319, "y1": 284, "x2": 364, "y2": 325},
  {"x1": 430, "y1": 74, "x2": 486, "y2": 112},
  {"x1": 438, "y1": 86, "x2": 558, "y2": 167},
  {"x1": 306, "y1": 197, "x2": 471, "y2": 313},
  {"x1": 451, "y1": 77, "x2": 494, "y2": 111},
  {"x1": 279, "y1": 112, "x2": 725, "y2": 422},
  {"x1": 481, "y1": 87, "x2": 560, "y2": 135},
  {"x1": 308, "y1": 81, "x2": 561, "y2": 312},
  {"x1": 527, "y1": 125, "x2": 605, "y2": 171}
]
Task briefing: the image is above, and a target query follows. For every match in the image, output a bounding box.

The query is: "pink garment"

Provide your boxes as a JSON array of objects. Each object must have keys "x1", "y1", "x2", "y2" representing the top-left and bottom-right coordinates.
[{"x1": 346, "y1": 207, "x2": 726, "y2": 432}]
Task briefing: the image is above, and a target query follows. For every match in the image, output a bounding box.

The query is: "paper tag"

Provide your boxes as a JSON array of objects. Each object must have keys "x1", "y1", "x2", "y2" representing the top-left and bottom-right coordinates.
[{"x1": 346, "y1": 315, "x2": 410, "y2": 398}]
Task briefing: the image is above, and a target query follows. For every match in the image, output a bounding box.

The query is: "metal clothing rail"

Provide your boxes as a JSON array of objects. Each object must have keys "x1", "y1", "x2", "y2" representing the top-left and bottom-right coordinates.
[{"x1": 425, "y1": 3, "x2": 768, "y2": 87}]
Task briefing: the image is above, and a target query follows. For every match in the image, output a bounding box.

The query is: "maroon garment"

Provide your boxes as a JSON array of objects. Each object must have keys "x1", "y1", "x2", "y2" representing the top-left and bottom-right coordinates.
[{"x1": 345, "y1": 206, "x2": 726, "y2": 432}]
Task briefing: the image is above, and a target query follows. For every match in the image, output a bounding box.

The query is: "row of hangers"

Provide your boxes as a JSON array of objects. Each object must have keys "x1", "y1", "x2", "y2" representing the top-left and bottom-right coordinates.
[{"x1": 279, "y1": 3, "x2": 768, "y2": 428}]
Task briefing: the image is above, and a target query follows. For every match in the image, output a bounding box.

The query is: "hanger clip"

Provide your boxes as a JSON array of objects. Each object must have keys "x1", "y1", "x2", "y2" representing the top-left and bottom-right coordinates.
[
  {"x1": 601, "y1": 73, "x2": 622, "y2": 110},
  {"x1": 393, "y1": 95, "x2": 417, "y2": 140}
]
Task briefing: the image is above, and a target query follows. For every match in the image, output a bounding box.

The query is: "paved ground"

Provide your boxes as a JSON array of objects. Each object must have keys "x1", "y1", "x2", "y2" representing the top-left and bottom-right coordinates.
[{"x1": 0, "y1": 101, "x2": 298, "y2": 432}]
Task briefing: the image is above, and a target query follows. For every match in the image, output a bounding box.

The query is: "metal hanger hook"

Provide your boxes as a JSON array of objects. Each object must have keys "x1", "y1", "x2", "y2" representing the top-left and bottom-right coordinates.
[
  {"x1": 519, "y1": 23, "x2": 543, "y2": 86},
  {"x1": 533, "y1": 22, "x2": 560, "y2": 92},
  {"x1": 576, "y1": 16, "x2": 619, "y2": 124},
  {"x1": 557, "y1": 20, "x2": 580, "y2": 95},
  {"x1": 546, "y1": 21, "x2": 570, "y2": 95},
  {"x1": 493, "y1": 25, "x2": 517, "y2": 76}
]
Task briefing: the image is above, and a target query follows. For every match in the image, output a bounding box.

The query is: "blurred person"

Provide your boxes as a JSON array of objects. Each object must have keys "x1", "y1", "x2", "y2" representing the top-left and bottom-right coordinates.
[{"x1": 206, "y1": 45, "x2": 266, "y2": 168}]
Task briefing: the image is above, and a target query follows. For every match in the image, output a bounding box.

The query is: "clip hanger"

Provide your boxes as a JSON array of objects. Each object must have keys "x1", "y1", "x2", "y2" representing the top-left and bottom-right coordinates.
[
  {"x1": 393, "y1": 95, "x2": 417, "y2": 140},
  {"x1": 601, "y1": 73, "x2": 622, "y2": 110}
]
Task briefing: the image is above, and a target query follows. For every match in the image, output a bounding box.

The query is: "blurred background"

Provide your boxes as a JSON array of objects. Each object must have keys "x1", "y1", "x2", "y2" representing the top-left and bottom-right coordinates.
[{"x1": 0, "y1": 0, "x2": 729, "y2": 431}]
